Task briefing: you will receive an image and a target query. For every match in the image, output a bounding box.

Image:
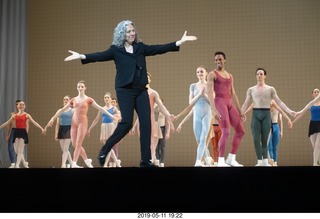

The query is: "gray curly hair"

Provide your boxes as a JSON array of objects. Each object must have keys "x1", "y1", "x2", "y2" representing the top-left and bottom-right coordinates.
[{"x1": 112, "y1": 20, "x2": 140, "y2": 47}]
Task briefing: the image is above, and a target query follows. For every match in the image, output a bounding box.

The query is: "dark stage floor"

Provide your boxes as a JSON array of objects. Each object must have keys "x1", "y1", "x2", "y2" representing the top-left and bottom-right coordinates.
[{"x1": 0, "y1": 167, "x2": 319, "y2": 213}]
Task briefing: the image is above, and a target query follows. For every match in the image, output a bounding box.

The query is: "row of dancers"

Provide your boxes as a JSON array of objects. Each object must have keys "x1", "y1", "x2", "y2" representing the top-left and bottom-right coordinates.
[
  {"x1": 2, "y1": 20, "x2": 320, "y2": 168},
  {"x1": 1, "y1": 66, "x2": 319, "y2": 168}
]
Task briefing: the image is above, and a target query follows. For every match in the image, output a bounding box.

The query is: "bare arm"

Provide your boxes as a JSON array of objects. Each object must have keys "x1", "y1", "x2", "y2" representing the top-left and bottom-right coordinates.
[
  {"x1": 46, "y1": 102, "x2": 71, "y2": 128},
  {"x1": 130, "y1": 117, "x2": 139, "y2": 136},
  {"x1": 176, "y1": 109, "x2": 194, "y2": 133},
  {"x1": 272, "y1": 88, "x2": 296, "y2": 117},
  {"x1": 241, "y1": 88, "x2": 253, "y2": 115},
  {"x1": 164, "y1": 115, "x2": 171, "y2": 139},
  {"x1": 207, "y1": 72, "x2": 221, "y2": 120},
  {"x1": 54, "y1": 117, "x2": 60, "y2": 141},
  {"x1": 174, "y1": 103, "x2": 195, "y2": 121},
  {"x1": 230, "y1": 77, "x2": 245, "y2": 121},
  {"x1": 189, "y1": 84, "x2": 204, "y2": 105},
  {"x1": 279, "y1": 113, "x2": 284, "y2": 137},
  {"x1": 0, "y1": 115, "x2": 15, "y2": 130},
  {"x1": 91, "y1": 101, "x2": 117, "y2": 120},
  {"x1": 271, "y1": 100, "x2": 292, "y2": 129},
  {"x1": 5, "y1": 113, "x2": 14, "y2": 142},
  {"x1": 27, "y1": 114, "x2": 45, "y2": 134},
  {"x1": 87, "y1": 111, "x2": 101, "y2": 136},
  {"x1": 243, "y1": 103, "x2": 254, "y2": 115}
]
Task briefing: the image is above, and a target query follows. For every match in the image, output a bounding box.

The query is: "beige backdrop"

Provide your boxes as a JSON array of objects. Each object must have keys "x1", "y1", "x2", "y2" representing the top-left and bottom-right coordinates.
[{"x1": 26, "y1": 0, "x2": 320, "y2": 167}]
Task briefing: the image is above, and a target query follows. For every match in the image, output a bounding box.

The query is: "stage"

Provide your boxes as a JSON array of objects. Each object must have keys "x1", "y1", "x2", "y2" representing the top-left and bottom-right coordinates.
[{"x1": 0, "y1": 167, "x2": 319, "y2": 213}]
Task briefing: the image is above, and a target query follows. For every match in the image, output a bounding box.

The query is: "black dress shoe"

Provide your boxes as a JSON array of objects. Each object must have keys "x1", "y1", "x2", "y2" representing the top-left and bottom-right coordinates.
[
  {"x1": 139, "y1": 161, "x2": 159, "y2": 168},
  {"x1": 98, "y1": 154, "x2": 106, "y2": 167}
]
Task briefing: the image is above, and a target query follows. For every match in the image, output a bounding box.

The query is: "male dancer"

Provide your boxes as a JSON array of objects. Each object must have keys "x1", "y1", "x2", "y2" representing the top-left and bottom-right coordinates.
[{"x1": 207, "y1": 51, "x2": 245, "y2": 167}]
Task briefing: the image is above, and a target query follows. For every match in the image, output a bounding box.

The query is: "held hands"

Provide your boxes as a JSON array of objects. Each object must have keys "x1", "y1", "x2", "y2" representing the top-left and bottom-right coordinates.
[
  {"x1": 240, "y1": 113, "x2": 246, "y2": 122},
  {"x1": 290, "y1": 111, "x2": 298, "y2": 118},
  {"x1": 41, "y1": 127, "x2": 46, "y2": 135},
  {"x1": 64, "y1": 50, "x2": 81, "y2": 61}
]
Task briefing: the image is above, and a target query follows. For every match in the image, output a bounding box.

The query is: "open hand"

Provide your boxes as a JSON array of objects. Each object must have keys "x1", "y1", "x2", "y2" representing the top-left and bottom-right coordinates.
[{"x1": 64, "y1": 50, "x2": 81, "y2": 61}]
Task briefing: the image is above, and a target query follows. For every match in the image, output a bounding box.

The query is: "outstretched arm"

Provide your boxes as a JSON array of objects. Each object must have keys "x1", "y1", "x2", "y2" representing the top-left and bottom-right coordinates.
[
  {"x1": 271, "y1": 100, "x2": 292, "y2": 129},
  {"x1": 46, "y1": 102, "x2": 71, "y2": 129},
  {"x1": 176, "y1": 31, "x2": 197, "y2": 46},
  {"x1": 272, "y1": 88, "x2": 296, "y2": 117},
  {"x1": 243, "y1": 103, "x2": 254, "y2": 115},
  {"x1": 294, "y1": 93, "x2": 320, "y2": 122},
  {"x1": 27, "y1": 114, "x2": 45, "y2": 134},
  {"x1": 92, "y1": 101, "x2": 119, "y2": 121},
  {"x1": 176, "y1": 108, "x2": 194, "y2": 133},
  {"x1": 64, "y1": 50, "x2": 86, "y2": 62},
  {"x1": 0, "y1": 115, "x2": 15, "y2": 129},
  {"x1": 291, "y1": 92, "x2": 320, "y2": 124},
  {"x1": 174, "y1": 103, "x2": 195, "y2": 122}
]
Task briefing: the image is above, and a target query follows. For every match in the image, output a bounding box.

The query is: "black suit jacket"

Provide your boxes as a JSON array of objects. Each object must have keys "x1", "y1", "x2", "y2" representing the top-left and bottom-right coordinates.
[{"x1": 81, "y1": 41, "x2": 180, "y2": 88}]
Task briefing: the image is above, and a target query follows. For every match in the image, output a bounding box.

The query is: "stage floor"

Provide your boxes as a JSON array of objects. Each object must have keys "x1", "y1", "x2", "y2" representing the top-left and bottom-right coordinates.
[{"x1": 0, "y1": 167, "x2": 319, "y2": 213}]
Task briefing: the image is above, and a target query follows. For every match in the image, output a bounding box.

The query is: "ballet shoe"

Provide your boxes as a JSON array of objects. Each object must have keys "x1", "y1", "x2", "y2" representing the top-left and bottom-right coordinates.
[
  {"x1": 84, "y1": 159, "x2": 94, "y2": 168},
  {"x1": 23, "y1": 162, "x2": 29, "y2": 168}
]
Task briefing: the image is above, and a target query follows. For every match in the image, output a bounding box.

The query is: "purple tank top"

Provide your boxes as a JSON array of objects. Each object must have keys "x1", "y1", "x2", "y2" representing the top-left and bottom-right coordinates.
[{"x1": 214, "y1": 70, "x2": 232, "y2": 99}]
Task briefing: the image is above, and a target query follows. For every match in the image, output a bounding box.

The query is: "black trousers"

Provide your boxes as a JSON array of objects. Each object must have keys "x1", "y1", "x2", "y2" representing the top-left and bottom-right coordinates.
[{"x1": 99, "y1": 87, "x2": 151, "y2": 163}]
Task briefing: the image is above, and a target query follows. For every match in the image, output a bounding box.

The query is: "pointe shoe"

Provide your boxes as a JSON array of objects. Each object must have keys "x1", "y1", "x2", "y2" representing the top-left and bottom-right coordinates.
[
  {"x1": 61, "y1": 164, "x2": 67, "y2": 168},
  {"x1": 160, "y1": 163, "x2": 164, "y2": 167},
  {"x1": 194, "y1": 160, "x2": 205, "y2": 167},
  {"x1": 116, "y1": 160, "x2": 122, "y2": 167},
  {"x1": 84, "y1": 159, "x2": 94, "y2": 168},
  {"x1": 66, "y1": 164, "x2": 71, "y2": 168},
  {"x1": 71, "y1": 162, "x2": 83, "y2": 168},
  {"x1": 23, "y1": 162, "x2": 29, "y2": 168},
  {"x1": 204, "y1": 157, "x2": 214, "y2": 167},
  {"x1": 269, "y1": 159, "x2": 274, "y2": 166}
]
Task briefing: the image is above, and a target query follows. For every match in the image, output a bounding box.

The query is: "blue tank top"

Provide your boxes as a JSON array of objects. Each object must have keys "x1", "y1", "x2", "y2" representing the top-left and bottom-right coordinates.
[
  {"x1": 310, "y1": 105, "x2": 320, "y2": 121},
  {"x1": 59, "y1": 109, "x2": 72, "y2": 125},
  {"x1": 101, "y1": 107, "x2": 114, "y2": 124}
]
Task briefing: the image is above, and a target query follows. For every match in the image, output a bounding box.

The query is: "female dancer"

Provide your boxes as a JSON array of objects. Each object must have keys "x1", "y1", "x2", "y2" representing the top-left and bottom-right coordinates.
[
  {"x1": 87, "y1": 92, "x2": 121, "y2": 167},
  {"x1": 268, "y1": 99, "x2": 285, "y2": 166},
  {"x1": 155, "y1": 99, "x2": 171, "y2": 167},
  {"x1": 177, "y1": 65, "x2": 212, "y2": 167},
  {"x1": 0, "y1": 100, "x2": 45, "y2": 168},
  {"x1": 53, "y1": 95, "x2": 74, "y2": 168},
  {"x1": 6, "y1": 99, "x2": 25, "y2": 168},
  {"x1": 46, "y1": 80, "x2": 119, "y2": 168},
  {"x1": 131, "y1": 72, "x2": 174, "y2": 165},
  {"x1": 293, "y1": 88, "x2": 320, "y2": 166}
]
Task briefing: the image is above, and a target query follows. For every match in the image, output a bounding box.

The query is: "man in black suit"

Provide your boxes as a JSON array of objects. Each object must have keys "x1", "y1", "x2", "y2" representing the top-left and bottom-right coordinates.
[{"x1": 64, "y1": 20, "x2": 197, "y2": 167}]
